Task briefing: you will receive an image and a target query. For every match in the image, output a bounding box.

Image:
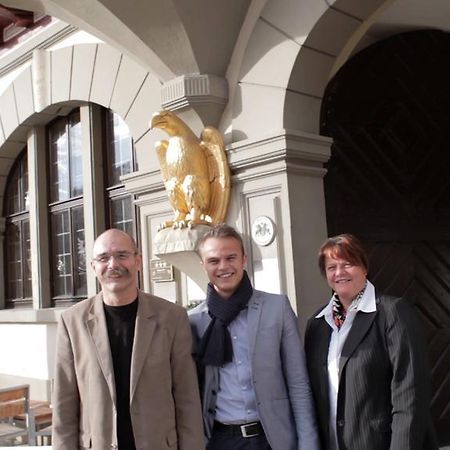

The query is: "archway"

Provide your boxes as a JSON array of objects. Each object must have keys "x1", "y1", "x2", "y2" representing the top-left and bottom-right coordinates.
[{"x1": 322, "y1": 29, "x2": 450, "y2": 445}]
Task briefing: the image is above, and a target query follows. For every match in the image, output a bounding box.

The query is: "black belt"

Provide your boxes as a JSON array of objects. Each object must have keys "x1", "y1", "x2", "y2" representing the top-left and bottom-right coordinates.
[{"x1": 213, "y1": 421, "x2": 264, "y2": 438}]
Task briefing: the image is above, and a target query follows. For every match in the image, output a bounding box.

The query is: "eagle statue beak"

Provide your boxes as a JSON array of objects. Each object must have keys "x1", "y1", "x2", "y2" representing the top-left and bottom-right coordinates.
[{"x1": 150, "y1": 112, "x2": 161, "y2": 130}]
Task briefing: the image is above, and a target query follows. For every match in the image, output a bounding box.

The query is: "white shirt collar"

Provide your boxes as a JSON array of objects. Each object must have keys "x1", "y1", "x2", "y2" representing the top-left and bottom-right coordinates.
[{"x1": 316, "y1": 279, "x2": 377, "y2": 319}]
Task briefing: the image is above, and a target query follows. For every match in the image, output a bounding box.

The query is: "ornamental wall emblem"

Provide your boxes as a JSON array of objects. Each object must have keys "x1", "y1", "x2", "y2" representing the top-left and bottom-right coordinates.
[{"x1": 251, "y1": 216, "x2": 275, "y2": 246}]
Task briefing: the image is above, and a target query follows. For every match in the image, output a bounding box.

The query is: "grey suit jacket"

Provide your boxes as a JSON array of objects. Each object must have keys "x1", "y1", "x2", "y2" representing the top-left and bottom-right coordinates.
[
  {"x1": 305, "y1": 294, "x2": 437, "y2": 450},
  {"x1": 189, "y1": 290, "x2": 320, "y2": 450},
  {"x1": 53, "y1": 291, "x2": 205, "y2": 450}
]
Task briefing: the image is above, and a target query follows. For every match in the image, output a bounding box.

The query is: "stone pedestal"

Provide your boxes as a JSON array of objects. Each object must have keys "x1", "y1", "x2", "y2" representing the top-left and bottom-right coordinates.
[{"x1": 153, "y1": 225, "x2": 211, "y2": 289}]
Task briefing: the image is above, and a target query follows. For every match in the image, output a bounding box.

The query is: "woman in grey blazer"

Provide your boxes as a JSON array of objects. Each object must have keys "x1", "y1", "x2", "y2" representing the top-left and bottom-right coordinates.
[{"x1": 305, "y1": 234, "x2": 437, "y2": 450}]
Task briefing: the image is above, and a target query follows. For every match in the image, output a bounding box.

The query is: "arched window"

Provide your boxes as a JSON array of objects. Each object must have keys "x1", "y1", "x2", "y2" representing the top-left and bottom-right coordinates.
[
  {"x1": 2, "y1": 106, "x2": 138, "y2": 310},
  {"x1": 3, "y1": 150, "x2": 31, "y2": 308},
  {"x1": 105, "y1": 110, "x2": 137, "y2": 240},
  {"x1": 48, "y1": 110, "x2": 87, "y2": 305}
]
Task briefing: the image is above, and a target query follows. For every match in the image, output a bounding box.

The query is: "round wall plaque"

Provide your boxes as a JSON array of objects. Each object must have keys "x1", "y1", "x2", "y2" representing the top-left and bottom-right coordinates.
[{"x1": 251, "y1": 216, "x2": 275, "y2": 246}]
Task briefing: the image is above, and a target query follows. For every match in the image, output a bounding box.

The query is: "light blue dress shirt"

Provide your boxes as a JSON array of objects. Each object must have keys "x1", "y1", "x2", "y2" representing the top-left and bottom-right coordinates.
[{"x1": 214, "y1": 308, "x2": 259, "y2": 424}]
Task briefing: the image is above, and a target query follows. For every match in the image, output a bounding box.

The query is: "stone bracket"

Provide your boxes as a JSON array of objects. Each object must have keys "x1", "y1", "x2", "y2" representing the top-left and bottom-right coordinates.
[
  {"x1": 153, "y1": 225, "x2": 211, "y2": 290},
  {"x1": 161, "y1": 73, "x2": 228, "y2": 110}
]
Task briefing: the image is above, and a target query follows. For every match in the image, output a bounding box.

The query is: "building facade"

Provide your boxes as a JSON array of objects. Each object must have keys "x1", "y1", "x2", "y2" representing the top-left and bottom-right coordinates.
[{"x1": 0, "y1": 0, "x2": 448, "y2": 445}]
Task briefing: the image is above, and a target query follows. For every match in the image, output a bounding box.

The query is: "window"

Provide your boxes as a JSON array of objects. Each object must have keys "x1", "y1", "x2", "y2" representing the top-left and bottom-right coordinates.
[
  {"x1": 48, "y1": 110, "x2": 86, "y2": 305},
  {"x1": 3, "y1": 150, "x2": 31, "y2": 308},
  {"x1": 2, "y1": 106, "x2": 138, "y2": 310},
  {"x1": 105, "y1": 110, "x2": 137, "y2": 240}
]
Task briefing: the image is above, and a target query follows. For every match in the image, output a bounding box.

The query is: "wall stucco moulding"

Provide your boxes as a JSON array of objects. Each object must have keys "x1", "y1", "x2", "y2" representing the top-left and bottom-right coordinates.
[{"x1": 161, "y1": 73, "x2": 228, "y2": 110}]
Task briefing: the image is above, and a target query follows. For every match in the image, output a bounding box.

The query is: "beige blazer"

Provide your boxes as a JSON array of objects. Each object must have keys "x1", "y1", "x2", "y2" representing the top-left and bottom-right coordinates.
[{"x1": 53, "y1": 291, "x2": 205, "y2": 450}]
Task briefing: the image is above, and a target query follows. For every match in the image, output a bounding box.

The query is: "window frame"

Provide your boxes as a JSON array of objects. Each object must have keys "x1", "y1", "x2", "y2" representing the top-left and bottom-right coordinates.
[
  {"x1": 103, "y1": 109, "x2": 138, "y2": 241},
  {"x1": 47, "y1": 109, "x2": 87, "y2": 306},
  {"x1": 3, "y1": 149, "x2": 32, "y2": 308}
]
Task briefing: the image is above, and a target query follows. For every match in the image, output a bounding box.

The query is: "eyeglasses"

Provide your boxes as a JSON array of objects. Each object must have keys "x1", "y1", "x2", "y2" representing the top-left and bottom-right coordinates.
[{"x1": 92, "y1": 252, "x2": 137, "y2": 264}]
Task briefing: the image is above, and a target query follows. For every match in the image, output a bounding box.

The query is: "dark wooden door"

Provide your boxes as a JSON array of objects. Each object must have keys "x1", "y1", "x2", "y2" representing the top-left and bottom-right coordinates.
[{"x1": 322, "y1": 30, "x2": 450, "y2": 445}]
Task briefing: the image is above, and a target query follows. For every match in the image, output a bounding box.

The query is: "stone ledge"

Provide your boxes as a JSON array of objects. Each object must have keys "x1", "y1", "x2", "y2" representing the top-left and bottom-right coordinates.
[{"x1": 0, "y1": 308, "x2": 64, "y2": 323}]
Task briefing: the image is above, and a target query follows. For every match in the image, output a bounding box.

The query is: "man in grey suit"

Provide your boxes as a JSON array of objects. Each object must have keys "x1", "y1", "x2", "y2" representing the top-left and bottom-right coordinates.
[{"x1": 189, "y1": 223, "x2": 320, "y2": 450}]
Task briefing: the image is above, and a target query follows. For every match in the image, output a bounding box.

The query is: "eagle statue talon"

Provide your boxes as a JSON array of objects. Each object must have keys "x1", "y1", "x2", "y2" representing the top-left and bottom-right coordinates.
[
  {"x1": 173, "y1": 220, "x2": 187, "y2": 229},
  {"x1": 158, "y1": 220, "x2": 174, "y2": 231},
  {"x1": 150, "y1": 110, "x2": 231, "y2": 231}
]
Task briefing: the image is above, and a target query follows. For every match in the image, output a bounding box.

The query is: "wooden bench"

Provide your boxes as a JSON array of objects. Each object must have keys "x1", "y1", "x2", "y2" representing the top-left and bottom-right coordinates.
[
  {"x1": 0, "y1": 384, "x2": 34, "y2": 446},
  {"x1": 30, "y1": 401, "x2": 52, "y2": 446},
  {"x1": 14, "y1": 400, "x2": 52, "y2": 446}
]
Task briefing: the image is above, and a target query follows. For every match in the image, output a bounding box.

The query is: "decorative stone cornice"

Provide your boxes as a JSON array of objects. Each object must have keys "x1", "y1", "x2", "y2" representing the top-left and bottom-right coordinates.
[
  {"x1": 121, "y1": 169, "x2": 164, "y2": 196},
  {"x1": 227, "y1": 129, "x2": 332, "y2": 179},
  {"x1": 161, "y1": 73, "x2": 228, "y2": 111},
  {"x1": 122, "y1": 129, "x2": 332, "y2": 199}
]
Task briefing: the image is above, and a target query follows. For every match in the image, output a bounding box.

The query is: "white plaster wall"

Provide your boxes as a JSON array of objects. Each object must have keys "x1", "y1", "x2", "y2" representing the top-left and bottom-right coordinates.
[
  {"x1": 0, "y1": 323, "x2": 56, "y2": 379},
  {"x1": 49, "y1": 29, "x2": 103, "y2": 50}
]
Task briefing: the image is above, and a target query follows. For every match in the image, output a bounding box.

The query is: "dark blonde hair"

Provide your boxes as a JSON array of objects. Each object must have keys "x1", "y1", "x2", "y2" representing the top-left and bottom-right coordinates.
[
  {"x1": 197, "y1": 223, "x2": 245, "y2": 256},
  {"x1": 318, "y1": 234, "x2": 368, "y2": 277}
]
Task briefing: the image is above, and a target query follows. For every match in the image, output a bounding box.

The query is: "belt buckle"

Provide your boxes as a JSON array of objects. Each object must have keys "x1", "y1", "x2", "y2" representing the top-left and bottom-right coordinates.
[{"x1": 240, "y1": 422, "x2": 259, "y2": 438}]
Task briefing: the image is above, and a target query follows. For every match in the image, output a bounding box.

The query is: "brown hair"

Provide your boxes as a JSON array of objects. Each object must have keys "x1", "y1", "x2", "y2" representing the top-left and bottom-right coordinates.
[
  {"x1": 318, "y1": 234, "x2": 368, "y2": 277},
  {"x1": 197, "y1": 223, "x2": 245, "y2": 256}
]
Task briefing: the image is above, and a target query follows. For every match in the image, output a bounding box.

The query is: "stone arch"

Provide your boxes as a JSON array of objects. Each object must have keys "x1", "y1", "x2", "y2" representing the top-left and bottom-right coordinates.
[
  {"x1": 2, "y1": 0, "x2": 252, "y2": 83},
  {"x1": 231, "y1": 0, "x2": 389, "y2": 141},
  {"x1": 0, "y1": 42, "x2": 166, "y2": 204}
]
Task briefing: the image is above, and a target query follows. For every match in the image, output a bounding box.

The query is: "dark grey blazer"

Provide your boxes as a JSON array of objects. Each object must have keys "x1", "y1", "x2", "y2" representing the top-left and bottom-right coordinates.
[{"x1": 305, "y1": 294, "x2": 437, "y2": 450}]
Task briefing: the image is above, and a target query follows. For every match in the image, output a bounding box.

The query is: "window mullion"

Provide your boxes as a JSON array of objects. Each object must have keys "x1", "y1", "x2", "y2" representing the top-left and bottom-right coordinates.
[
  {"x1": 69, "y1": 208, "x2": 75, "y2": 297},
  {"x1": 66, "y1": 119, "x2": 72, "y2": 199}
]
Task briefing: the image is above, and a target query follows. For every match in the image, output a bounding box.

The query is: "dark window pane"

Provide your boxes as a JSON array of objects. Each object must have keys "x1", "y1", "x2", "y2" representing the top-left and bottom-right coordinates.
[
  {"x1": 110, "y1": 196, "x2": 133, "y2": 235},
  {"x1": 69, "y1": 112, "x2": 83, "y2": 197},
  {"x1": 22, "y1": 153, "x2": 29, "y2": 211},
  {"x1": 49, "y1": 119, "x2": 70, "y2": 202},
  {"x1": 5, "y1": 166, "x2": 20, "y2": 215},
  {"x1": 105, "y1": 110, "x2": 136, "y2": 242},
  {"x1": 4, "y1": 150, "x2": 31, "y2": 307},
  {"x1": 52, "y1": 211, "x2": 72, "y2": 297},
  {"x1": 107, "y1": 112, "x2": 133, "y2": 187},
  {"x1": 48, "y1": 110, "x2": 86, "y2": 305},
  {"x1": 23, "y1": 220, "x2": 32, "y2": 299},
  {"x1": 72, "y1": 206, "x2": 87, "y2": 296},
  {"x1": 4, "y1": 153, "x2": 28, "y2": 215},
  {"x1": 5, "y1": 222, "x2": 21, "y2": 300}
]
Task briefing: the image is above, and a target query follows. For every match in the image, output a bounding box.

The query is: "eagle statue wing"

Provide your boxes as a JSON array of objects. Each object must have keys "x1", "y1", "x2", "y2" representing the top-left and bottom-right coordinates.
[
  {"x1": 200, "y1": 126, "x2": 230, "y2": 224},
  {"x1": 155, "y1": 139, "x2": 170, "y2": 183}
]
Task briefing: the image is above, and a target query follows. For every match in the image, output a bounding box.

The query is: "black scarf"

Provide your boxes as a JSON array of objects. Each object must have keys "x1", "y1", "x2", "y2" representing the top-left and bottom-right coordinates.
[{"x1": 198, "y1": 271, "x2": 253, "y2": 367}]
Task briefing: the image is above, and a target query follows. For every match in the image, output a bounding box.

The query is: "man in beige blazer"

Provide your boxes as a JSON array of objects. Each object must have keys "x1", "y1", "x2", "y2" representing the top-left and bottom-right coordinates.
[{"x1": 53, "y1": 229, "x2": 204, "y2": 450}]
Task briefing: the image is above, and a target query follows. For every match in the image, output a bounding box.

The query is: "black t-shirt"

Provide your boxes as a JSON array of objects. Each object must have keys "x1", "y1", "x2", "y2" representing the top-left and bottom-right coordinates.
[{"x1": 104, "y1": 298, "x2": 138, "y2": 450}]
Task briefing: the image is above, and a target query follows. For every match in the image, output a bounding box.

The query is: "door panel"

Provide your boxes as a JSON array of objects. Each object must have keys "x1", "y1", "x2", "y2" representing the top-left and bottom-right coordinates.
[{"x1": 322, "y1": 30, "x2": 450, "y2": 445}]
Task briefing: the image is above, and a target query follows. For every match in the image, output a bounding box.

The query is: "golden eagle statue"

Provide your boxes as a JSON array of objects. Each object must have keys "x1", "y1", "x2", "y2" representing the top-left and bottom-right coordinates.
[{"x1": 150, "y1": 110, "x2": 230, "y2": 229}]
